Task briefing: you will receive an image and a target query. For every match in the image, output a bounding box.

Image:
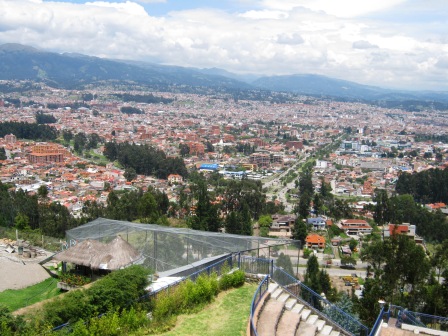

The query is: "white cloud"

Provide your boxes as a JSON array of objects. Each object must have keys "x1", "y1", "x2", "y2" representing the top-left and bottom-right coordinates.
[
  {"x1": 260, "y1": 0, "x2": 407, "y2": 18},
  {"x1": 276, "y1": 33, "x2": 304, "y2": 45},
  {"x1": 352, "y1": 40, "x2": 378, "y2": 49},
  {"x1": 0, "y1": 0, "x2": 446, "y2": 90}
]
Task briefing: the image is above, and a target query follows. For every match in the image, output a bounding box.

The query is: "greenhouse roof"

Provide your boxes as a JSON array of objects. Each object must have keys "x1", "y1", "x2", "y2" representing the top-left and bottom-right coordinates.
[{"x1": 65, "y1": 218, "x2": 299, "y2": 274}]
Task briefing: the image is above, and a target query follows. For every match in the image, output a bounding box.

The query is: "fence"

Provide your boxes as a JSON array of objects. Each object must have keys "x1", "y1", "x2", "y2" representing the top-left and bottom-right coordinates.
[
  {"x1": 139, "y1": 253, "x2": 239, "y2": 301},
  {"x1": 0, "y1": 227, "x2": 62, "y2": 252},
  {"x1": 270, "y1": 265, "x2": 369, "y2": 336},
  {"x1": 387, "y1": 305, "x2": 448, "y2": 331},
  {"x1": 249, "y1": 274, "x2": 270, "y2": 336}
]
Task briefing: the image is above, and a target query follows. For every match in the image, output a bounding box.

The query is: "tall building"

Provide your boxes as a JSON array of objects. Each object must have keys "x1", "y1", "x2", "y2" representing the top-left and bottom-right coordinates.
[{"x1": 27, "y1": 143, "x2": 67, "y2": 164}]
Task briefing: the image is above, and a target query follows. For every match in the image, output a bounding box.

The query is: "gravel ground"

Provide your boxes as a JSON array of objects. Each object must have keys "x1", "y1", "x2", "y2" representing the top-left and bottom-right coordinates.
[{"x1": 0, "y1": 258, "x2": 51, "y2": 292}]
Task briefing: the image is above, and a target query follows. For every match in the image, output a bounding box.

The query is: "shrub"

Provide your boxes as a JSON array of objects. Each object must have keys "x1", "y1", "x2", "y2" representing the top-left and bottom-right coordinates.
[
  {"x1": 87, "y1": 265, "x2": 150, "y2": 313},
  {"x1": 43, "y1": 289, "x2": 93, "y2": 327},
  {"x1": 218, "y1": 273, "x2": 232, "y2": 291},
  {"x1": 230, "y1": 270, "x2": 245, "y2": 288},
  {"x1": 0, "y1": 305, "x2": 26, "y2": 336}
]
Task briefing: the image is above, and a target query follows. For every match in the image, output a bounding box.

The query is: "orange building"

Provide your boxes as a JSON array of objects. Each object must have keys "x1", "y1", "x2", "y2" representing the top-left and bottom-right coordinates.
[
  {"x1": 306, "y1": 234, "x2": 326, "y2": 249},
  {"x1": 27, "y1": 143, "x2": 67, "y2": 164}
]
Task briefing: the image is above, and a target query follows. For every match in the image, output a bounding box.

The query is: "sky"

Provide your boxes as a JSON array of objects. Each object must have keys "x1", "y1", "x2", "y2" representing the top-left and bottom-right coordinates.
[{"x1": 1, "y1": 0, "x2": 448, "y2": 91}]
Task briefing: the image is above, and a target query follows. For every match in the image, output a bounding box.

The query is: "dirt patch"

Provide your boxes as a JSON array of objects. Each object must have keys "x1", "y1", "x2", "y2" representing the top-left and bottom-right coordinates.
[
  {"x1": 330, "y1": 276, "x2": 360, "y2": 296},
  {"x1": 0, "y1": 259, "x2": 51, "y2": 292}
]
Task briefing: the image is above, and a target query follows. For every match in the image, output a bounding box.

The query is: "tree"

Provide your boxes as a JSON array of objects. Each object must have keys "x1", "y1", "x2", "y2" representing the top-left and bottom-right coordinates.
[
  {"x1": 292, "y1": 217, "x2": 308, "y2": 245},
  {"x1": 299, "y1": 169, "x2": 313, "y2": 196},
  {"x1": 304, "y1": 254, "x2": 320, "y2": 291},
  {"x1": 14, "y1": 213, "x2": 30, "y2": 231},
  {"x1": 189, "y1": 179, "x2": 212, "y2": 231},
  {"x1": 124, "y1": 167, "x2": 137, "y2": 182},
  {"x1": 0, "y1": 147, "x2": 6, "y2": 160},
  {"x1": 349, "y1": 239, "x2": 358, "y2": 252},
  {"x1": 320, "y1": 177, "x2": 332, "y2": 199},
  {"x1": 358, "y1": 277, "x2": 384, "y2": 326},
  {"x1": 35, "y1": 111, "x2": 56, "y2": 124},
  {"x1": 297, "y1": 192, "x2": 311, "y2": 219},
  {"x1": 62, "y1": 130, "x2": 73, "y2": 143},
  {"x1": 37, "y1": 185, "x2": 49, "y2": 199},
  {"x1": 373, "y1": 189, "x2": 391, "y2": 225},
  {"x1": 432, "y1": 239, "x2": 448, "y2": 283},
  {"x1": 225, "y1": 211, "x2": 239, "y2": 234},
  {"x1": 137, "y1": 192, "x2": 158, "y2": 223},
  {"x1": 276, "y1": 252, "x2": 295, "y2": 277},
  {"x1": 74, "y1": 132, "x2": 87, "y2": 154},
  {"x1": 313, "y1": 193, "x2": 323, "y2": 215},
  {"x1": 179, "y1": 143, "x2": 190, "y2": 157},
  {"x1": 258, "y1": 215, "x2": 272, "y2": 237},
  {"x1": 360, "y1": 235, "x2": 430, "y2": 309},
  {"x1": 324, "y1": 293, "x2": 360, "y2": 331}
]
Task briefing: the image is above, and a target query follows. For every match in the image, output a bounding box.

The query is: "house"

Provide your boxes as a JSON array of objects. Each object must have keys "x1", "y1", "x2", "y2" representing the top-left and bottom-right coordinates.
[
  {"x1": 306, "y1": 234, "x2": 326, "y2": 250},
  {"x1": 338, "y1": 219, "x2": 372, "y2": 236},
  {"x1": 307, "y1": 217, "x2": 326, "y2": 231},
  {"x1": 382, "y1": 223, "x2": 423, "y2": 244},
  {"x1": 425, "y1": 203, "x2": 446, "y2": 212},
  {"x1": 269, "y1": 214, "x2": 296, "y2": 239},
  {"x1": 167, "y1": 174, "x2": 183, "y2": 184}
]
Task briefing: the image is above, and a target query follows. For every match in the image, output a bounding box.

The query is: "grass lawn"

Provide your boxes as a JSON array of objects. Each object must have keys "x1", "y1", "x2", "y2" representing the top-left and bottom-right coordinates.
[
  {"x1": 157, "y1": 283, "x2": 257, "y2": 336},
  {"x1": 0, "y1": 277, "x2": 61, "y2": 312}
]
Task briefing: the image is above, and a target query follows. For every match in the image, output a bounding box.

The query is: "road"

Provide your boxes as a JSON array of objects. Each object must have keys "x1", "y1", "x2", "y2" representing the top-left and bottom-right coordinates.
[{"x1": 264, "y1": 154, "x2": 309, "y2": 212}]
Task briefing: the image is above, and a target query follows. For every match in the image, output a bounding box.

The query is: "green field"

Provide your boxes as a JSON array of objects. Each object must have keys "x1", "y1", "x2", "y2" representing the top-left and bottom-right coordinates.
[
  {"x1": 0, "y1": 277, "x2": 61, "y2": 312},
  {"x1": 157, "y1": 283, "x2": 257, "y2": 336}
]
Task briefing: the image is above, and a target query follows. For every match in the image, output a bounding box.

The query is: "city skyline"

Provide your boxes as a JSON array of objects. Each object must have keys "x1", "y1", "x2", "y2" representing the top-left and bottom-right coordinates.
[{"x1": 1, "y1": 0, "x2": 448, "y2": 91}]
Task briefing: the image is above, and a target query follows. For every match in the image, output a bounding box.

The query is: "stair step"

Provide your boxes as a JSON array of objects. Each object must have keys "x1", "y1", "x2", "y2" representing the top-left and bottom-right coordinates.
[
  {"x1": 315, "y1": 319, "x2": 326, "y2": 331},
  {"x1": 257, "y1": 300, "x2": 285, "y2": 336},
  {"x1": 272, "y1": 288, "x2": 283, "y2": 300},
  {"x1": 285, "y1": 298, "x2": 297, "y2": 310},
  {"x1": 329, "y1": 331, "x2": 340, "y2": 336},
  {"x1": 277, "y1": 292, "x2": 290, "y2": 303},
  {"x1": 296, "y1": 322, "x2": 318, "y2": 336},
  {"x1": 306, "y1": 314, "x2": 318, "y2": 325},
  {"x1": 277, "y1": 310, "x2": 302, "y2": 336},
  {"x1": 292, "y1": 303, "x2": 304, "y2": 314},
  {"x1": 300, "y1": 309, "x2": 312, "y2": 321},
  {"x1": 268, "y1": 283, "x2": 279, "y2": 293},
  {"x1": 319, "y1": 325, "x2": 333, "y2": 335}
]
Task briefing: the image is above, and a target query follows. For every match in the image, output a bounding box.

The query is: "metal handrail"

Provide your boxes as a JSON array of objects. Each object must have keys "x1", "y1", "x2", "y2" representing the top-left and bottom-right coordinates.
[
  {"x1": 388, "y1": 305, "x2": 448, "y2": 329},
  {"x1": 249, "y1": 275, "x2": 270, "y2": 336},
  {"x1": 270, "y1": 265, "x2": 369, "y2": 336},
  {"x1": 368, "y1": 305, "x2": 387, "y2": 336}
]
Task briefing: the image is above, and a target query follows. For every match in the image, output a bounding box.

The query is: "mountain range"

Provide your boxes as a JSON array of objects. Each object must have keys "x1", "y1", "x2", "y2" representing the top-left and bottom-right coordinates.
[{"x1": 1, "y1": 43, "x2": 448, "y2": 104}]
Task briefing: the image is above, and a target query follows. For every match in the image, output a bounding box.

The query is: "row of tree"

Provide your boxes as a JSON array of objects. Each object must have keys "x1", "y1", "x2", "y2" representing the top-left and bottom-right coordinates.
[
  {"x1": 372, "y1": 189, "x2": 448, "y2": 243},
  {"x1": 0, "y1": 181, "x2": 170, "y2": 237},
  {"x1": 103, "y1": 141, "x2": 188, "y2": 179},
  {"x1": 178, "y1": 173, "x2": 284, "y2": 234},
  {"x1": 35, "y1": 111, "x2": 57, "y2": 124},
  {"x1": 395, "y1": 168, "x2": 448, "y2": 204},
  {"x1": 114, "y1": 93, "x2": 174, "y2": 104},
  {"x1": 360, "y1": 236, "x2": 448, "y2": 324},
  {"x1": 0, "y1": 121, "x2": 57, "y2": 141}
]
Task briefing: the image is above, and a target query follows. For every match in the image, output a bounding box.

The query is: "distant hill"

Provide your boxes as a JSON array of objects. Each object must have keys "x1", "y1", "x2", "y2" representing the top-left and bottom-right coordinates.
[
  {"x1": 0, "y1": 43, "x2": 252, "y2": 90},
  {"x1": 0, "y1": 43, "x2": 447, "y2": 107},
  {"x1": 251, "y1": 74, "x2": 448, "y2": 103}
]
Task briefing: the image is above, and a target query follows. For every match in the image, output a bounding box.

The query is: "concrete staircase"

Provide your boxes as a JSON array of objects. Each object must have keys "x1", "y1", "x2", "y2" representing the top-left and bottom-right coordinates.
[{"x1": 255, "y1": 283, "x2": 344, "y2": 336}]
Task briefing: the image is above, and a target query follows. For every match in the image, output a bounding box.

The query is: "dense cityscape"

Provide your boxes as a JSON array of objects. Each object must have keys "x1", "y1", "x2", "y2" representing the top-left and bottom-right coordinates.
[
  {"x1": 1, "y1": 0, "x2": 448, "y2": 335},
  {"x1": 0, "y1": 77, "x2": 447, "y2": 335}
]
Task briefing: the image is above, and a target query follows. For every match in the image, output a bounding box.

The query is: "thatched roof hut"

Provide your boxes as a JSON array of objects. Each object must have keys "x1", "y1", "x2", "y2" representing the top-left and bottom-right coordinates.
[{"x1": 54, "y1": 236, "x2": 142, "y2": 270}]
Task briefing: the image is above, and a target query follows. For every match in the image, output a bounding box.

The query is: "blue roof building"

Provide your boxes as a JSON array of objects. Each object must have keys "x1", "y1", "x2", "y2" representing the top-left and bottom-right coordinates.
[{"x1": 199, "y1": 163, "x2": 219, "y2": 171}]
